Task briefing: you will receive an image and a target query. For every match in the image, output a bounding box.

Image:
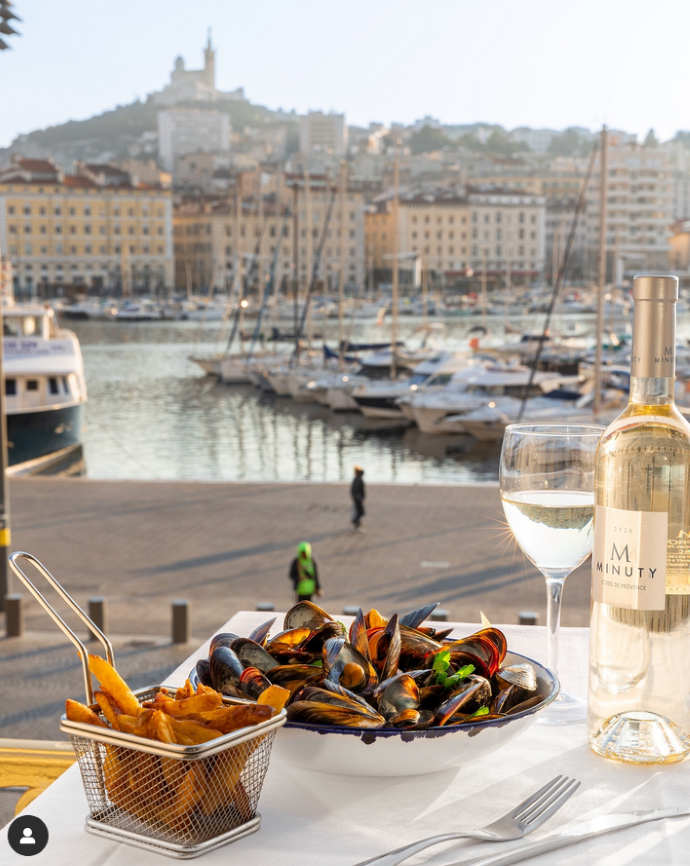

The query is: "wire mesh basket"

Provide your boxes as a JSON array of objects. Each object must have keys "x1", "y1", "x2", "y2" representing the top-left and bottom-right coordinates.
[{"x1": 9, "y1": 551, "x2": 286, "y2": 859}]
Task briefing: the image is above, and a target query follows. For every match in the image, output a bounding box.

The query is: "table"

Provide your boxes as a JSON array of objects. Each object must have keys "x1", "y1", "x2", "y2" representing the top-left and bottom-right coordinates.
[{"x1": 2, "y1": 613, "x2": 689, "y2": 865}]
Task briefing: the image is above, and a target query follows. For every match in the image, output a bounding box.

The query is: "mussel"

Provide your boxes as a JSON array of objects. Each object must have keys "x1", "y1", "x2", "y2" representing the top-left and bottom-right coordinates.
[
  {"x1": 283, "y1": 600, "x2": 334, "y2": 631},
  {"x1": 399, "y1": 625, "x2": 443, "y2": 670},
  {"x1": 232, "y1": 637, "x2": 279, "y2": 673},
  {"x1": 266, "y1": 664, "x2": 323, "y2": 694},
  {"x1": 239, "y1": 666, "x2": 271, "y2": 700},
  {"x1": 195, "y1": 657, "x2": 212, "y2": 688},
  {"x1": 323, "y1": 637, "x2": 378, "y2": 695},
  {"x1": 209, "y1": 646, "x2": 245, "y2": 697},
  {"x1": 209, "y1": 632, "x2": 241, "y2": 655},
  {"x1": 434, "y1": 675, "x2": 492, "y2": 726},
  {"x1": 400, "y1": 602, "x2": 438, "y2": 629},
  {"x1": 248, "y1": 618, "x2": 276, "y2": 647},
  {"x1": 496, "y1": 663, "x2": 537, "y2": 693},
  {"x1": 287, "y1": 699, "x2": 385, "y2": 729},
  {"x1": 377, "y1": 674, "x2": 419, "y2": 721}
]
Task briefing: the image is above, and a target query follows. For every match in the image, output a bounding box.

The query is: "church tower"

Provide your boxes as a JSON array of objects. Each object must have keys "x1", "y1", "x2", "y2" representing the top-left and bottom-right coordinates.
[{"x1": 204, "y1": 29, "x2": 216, "y2": 89}]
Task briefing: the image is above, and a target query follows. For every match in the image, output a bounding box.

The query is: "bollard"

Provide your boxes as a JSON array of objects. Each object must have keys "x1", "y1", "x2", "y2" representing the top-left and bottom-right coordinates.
[
  {"x1": 172, "y1": 600, "x2": 190, "y2": 644},
  {"x1": 88, "y1": 597, "x2": 108, "y2": 641},
  {"x1": 518, "y1": 611, "x2": 539, "y2": 626},
  {"x1": 342, "y1": 606, "x2": 360, "y2": 616},
  {"x1": 430, "y1": 608, "x2": 449, "y2": 622},
  {"x1": 5, "y1": 594, "x2": 23, "y2": 637},
  {"x1": 256, "y1": 602, "x2": 275, "y2": 612}
]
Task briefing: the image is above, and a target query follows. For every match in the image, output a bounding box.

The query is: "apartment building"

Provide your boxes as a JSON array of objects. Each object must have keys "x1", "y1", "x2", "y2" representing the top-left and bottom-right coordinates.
[
  {"x1": 366, "y1": 184, "x2": 546, "y2": 283},
  {"x1": 158, "y1": 108, "x2": 231, "y2": 173},
  {"x1": 586, "y1": 141, "x2": 674, "y2": 274},
  {"x1": 173, "y1": 173, "x2": 365, "y2": 292},
  {"x1": 299, "y1": 111, "x2": 348, "y2": 155},
  {"x1": 0, "y1": 157, "x2": 174, "y2": 295}
]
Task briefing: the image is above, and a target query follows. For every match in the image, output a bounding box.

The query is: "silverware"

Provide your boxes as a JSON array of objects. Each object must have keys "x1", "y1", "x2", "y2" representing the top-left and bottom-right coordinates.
[
  {"x1": 445, "y1": 807, "x2": 690, "y2": 866},
  {"x1": 353, "y1": 775, "x2": 580, "y2": 866}
]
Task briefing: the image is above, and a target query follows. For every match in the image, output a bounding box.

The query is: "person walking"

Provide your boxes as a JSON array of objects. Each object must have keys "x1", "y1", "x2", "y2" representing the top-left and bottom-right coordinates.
[
  {"x1": 351, "y1": 465, "x2": 366, "y2": 530},
  {"x1": 289, "y1": 541, "x2": 322, "y2": 602}
]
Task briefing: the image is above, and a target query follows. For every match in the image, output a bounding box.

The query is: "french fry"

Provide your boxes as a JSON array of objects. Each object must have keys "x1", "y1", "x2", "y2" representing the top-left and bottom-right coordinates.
[
  {"x1": 166, "y1": 718, "x2": 223, "y2": 745},
  {"x1": 257, "y1": 685, "x2": 290, "y2": 713},
  {"x1": 158, "y1": 692, "x2": 223, "y2": 717},
  {"x1": 151, "y1": 710, "x2": 176, "y2": 744},
  {"x1": 188, "y1": 704, "x2": 274, "y2": 735},
  {"x1": 196, "y1": 683, "x2": 216, "y2": 696},
  {"x1": 197, "y1": 742, "x2": 253, "y2": 816},
  {"x1": 65, "y1": 698, "x2": 107, "y2": 727},
  {"x1": 175, "y1": 680, "x2": 195, "y2": 700},
  {"x1": 88, "y1": 654, "x2": 142, "y2": 716},
  {"x1": 117, "y1": 710, "x2": 158, "y2": 740},
  {"x1": 94, "y1": 690, "x2": 122, "y2": 730}
]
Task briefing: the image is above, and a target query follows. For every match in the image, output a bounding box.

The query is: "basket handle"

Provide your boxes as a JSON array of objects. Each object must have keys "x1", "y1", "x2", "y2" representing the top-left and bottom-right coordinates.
[{"x1": 8, "y1": 551, "x2": 115, "y2": 705}]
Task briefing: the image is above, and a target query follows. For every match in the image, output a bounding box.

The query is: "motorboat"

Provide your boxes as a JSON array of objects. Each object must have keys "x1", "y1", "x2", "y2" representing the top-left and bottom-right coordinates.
[
  {"x1": 4, "y1": 303, "x2": 87, "y2": 466},
  {"x1": 352, "y1": 352, "x2": 473, "y2": 420},
  {"x1": 411, "y1": 366, "x2": 580, "y2": 434},
  {"x1": 114, "y1": 300, "x2": 162, "y2": 321}
]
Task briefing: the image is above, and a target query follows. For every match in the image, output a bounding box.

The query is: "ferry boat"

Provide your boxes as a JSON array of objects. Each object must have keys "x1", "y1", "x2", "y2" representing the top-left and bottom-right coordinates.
[{"x1": 4, "y1": 303, "x2": 87, "y2": 466}]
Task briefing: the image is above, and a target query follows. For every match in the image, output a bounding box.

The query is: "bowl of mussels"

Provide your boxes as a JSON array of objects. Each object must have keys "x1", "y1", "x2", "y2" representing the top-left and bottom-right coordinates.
[{"x1": 190, "y1": 601, "x2": 559, "y2": 777}]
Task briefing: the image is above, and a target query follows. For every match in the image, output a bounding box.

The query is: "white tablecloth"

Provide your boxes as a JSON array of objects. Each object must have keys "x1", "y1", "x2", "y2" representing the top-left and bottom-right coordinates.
[{"x1": 2, "y1": 613, "x2": 690, "y2": 865}]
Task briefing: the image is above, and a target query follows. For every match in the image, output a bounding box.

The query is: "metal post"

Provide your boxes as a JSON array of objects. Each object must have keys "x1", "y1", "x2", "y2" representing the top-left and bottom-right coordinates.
[
  {"x1": 0, "y1": 242, "x2": 10, "y2": 611},
  {"x1": 88, "y1": 597, "x2": 108, "y2": 640},
  {"x1": 5, "y1": 594, "x2": 23, "y2": 637},
  {"x1": 171, "y1": 599, "x2": 190, "y2": 644},
  {"x1": 338, "y1": 160, "x2": 347, "y2": 370},
  {"x1": 391, "y1": 141, "x2": 401, "y2": 379},
  {"x1": 481, "y1": 246, "x2": 488, "y2": 330},
  {"x1": 594, "y1": 126, "x2": 608, "y2": 416}
]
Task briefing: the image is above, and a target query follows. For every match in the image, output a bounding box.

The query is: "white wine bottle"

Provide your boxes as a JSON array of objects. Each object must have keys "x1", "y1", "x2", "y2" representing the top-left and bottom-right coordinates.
[{"x1": 588, "y1": 274, "x2": 690, "y2": 763}]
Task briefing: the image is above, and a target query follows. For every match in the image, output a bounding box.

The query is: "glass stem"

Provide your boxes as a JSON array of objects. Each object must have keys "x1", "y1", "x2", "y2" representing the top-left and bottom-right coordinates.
[{"x1": 543, "y1": 572, "x2": 569, "y2": 678}]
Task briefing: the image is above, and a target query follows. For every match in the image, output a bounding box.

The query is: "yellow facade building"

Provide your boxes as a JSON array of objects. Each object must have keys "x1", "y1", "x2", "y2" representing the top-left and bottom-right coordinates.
[
  {"x1": 0, "y1": 158, "x2": 174, "y2": 296},
  {"x1": 173, "y1": 173, "x2": 366, "y2": 293}
]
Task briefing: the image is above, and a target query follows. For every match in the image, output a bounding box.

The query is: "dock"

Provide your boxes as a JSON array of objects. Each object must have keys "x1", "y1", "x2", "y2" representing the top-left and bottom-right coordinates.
[{"x1": 5, "y1": 477, "x2": 590, "y2": 635}]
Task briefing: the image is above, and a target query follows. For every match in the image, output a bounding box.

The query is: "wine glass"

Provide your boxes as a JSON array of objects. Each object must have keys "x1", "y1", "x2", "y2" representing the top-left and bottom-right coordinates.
[{"x1": 500, "y1": 423, "x2": 604, "y2": 724}]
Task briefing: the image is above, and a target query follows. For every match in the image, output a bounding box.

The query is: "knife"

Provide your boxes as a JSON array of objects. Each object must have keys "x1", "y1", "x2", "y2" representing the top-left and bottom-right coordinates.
[{"x1": 444, "y1": 807, "x2": 690, "y2": 866}]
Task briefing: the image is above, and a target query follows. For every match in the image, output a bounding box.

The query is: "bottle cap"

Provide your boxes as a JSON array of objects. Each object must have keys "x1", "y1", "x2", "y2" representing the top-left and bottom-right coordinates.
[{"x1": 633, "y1": 274, "x2": 678, "y2": 302}]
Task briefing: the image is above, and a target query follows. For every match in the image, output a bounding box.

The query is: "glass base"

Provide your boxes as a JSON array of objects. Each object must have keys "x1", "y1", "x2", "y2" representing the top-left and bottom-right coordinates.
[
  {"x1": 536, "y1": 690, "x2": 587, "y2": 725},
  {"x1": 589, "y1": 711, "x2": 690, "y2": 764}
]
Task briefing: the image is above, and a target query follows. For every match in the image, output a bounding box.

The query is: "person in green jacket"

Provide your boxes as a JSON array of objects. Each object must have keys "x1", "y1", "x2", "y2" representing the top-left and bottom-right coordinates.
[{"x1": 289, "y1": 542, "x2": 322, "y2": 602}]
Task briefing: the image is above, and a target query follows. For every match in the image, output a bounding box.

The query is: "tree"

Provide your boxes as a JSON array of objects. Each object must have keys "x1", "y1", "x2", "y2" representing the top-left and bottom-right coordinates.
[
  {"x1": 549, "y1": 128, "x2": 588, "y2": 157},
  {"x1": 409, "y1": 125, "x2": 452, "y2": 155},
  {"x1": 643, "y1": 128, "x2": 659, "y2": 147}
]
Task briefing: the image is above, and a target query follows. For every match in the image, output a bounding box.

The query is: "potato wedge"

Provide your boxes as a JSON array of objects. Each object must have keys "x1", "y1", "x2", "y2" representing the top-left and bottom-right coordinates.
[
  {"x1": 151, "y1": 709, "x2": 176, "y2": 744},
  {"x1": 187, "y1": 704, "x2": 274, "y2": 735},
  {"x1": 257, "y1": 685, "x2": 290, "y2": 713},
  {"x1": 88, "y1": 655, "x2": 142, "y2": 716},
  {"x1": 166, "y1": 718, "x2": 222, "y2": 745},
  {"x1": 94, "y1": 690, "x2": 122, "y2": 730},
  {"x1": 175, "y1": 680, "x2": 195, "y2": 700},
  {"x1": 158, "y1": 692, "x2": 223, "y2": 717},
  {"x1": 65, "y1": 699, "x2": 107, "y2": 728}
]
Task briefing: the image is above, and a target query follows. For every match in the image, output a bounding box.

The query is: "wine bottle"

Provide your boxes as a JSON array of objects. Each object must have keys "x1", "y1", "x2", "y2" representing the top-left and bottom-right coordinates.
[{"x1": 588, "y1": 274, "x2": 690, "y2": 763}]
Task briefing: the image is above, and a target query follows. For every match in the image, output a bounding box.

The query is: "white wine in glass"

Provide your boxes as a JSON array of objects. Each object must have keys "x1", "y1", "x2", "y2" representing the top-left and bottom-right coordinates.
[{"x1": 500, "y1": 424, "x2": 603, "y2": 723}]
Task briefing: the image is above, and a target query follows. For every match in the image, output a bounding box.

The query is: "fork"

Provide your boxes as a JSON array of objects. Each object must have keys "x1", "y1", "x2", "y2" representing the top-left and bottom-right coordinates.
[{"x1": 352, "y1": 775, "x2": 580, "y2": 866}]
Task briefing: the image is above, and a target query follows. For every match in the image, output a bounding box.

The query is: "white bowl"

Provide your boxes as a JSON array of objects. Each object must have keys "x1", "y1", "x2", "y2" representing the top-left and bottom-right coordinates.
[{"x1": 271, "y1": 651, "x2": 559, "y2": 777}]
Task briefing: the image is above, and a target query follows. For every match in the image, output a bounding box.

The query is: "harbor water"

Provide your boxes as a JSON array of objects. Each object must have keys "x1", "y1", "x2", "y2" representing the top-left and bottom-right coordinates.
[{"x1": 68, "y1": 311, "x2": 675, "y2": 485}]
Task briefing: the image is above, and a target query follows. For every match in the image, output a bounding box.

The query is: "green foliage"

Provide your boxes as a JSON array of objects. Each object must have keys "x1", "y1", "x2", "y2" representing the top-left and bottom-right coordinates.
[
  {"x1": 432, "y1": 650, "x2": 474, "y2": 687},
  {"x1": 548, "y1": 127, "x2": 590, "y2": 157},
  {"x1": 409, "y1": 125, "x2": 453, "y2": 154},
  {"x1": 643, "y1": 128, "x2": 659, "y2": 147}
]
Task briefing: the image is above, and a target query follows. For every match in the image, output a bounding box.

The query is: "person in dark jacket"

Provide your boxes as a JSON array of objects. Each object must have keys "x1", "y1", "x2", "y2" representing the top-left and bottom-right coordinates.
[
  {"x1": 289, "y1": 541, "x2": 322, "y2": 602},
  {"x1": 351, "y1": 465, "x2": 365, "y2": 530}
]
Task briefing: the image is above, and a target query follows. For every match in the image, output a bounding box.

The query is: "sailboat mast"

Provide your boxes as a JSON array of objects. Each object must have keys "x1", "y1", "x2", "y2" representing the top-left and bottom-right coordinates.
[
  {"x1": 391, "y1": 140, "x2": 401, "y2": 379},
  {"x1": 594, "y1": 125, "x2": 608, "y2": 415},
  {"x1": 421, "y1": 254, "x2": 428, "y2": 330},
  {"x1": 481, "y1": 245, "x2": 488, "y2": 330},
  {"x1": 338, "y1": 159, "x2": 347, "y2": 371}
]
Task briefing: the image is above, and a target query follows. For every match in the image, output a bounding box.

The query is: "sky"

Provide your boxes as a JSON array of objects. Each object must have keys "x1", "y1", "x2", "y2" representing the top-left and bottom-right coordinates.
[{"x1": 0, "y1": 0, "x2": 688, "y2": 148}]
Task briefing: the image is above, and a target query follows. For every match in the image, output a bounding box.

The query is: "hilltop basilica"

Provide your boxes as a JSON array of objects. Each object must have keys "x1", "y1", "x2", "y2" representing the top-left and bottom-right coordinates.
[{"x1": 152, "y1": 34, "x2": 246, "y2": 106}]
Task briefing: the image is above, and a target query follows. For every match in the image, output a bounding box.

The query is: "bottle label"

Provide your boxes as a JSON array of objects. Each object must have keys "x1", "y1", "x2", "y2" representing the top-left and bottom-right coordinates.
[{"x1": 592, "y1": 504, "x2": 668, "y2": 610}]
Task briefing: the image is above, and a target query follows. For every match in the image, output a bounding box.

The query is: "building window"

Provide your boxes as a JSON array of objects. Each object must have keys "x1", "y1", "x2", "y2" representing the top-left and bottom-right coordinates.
[
  {"x1": 40, "y1": 225, "x2": 46, "y2": 234},
  {"x1": 71, "y1": 245, "x2": 77, "y2": 254},
  {"x1": 519, "y1": 212, "x2": 525, "y2": 223},
  {"x1": 85, "y1": 225, "x2": 91, "y2": 234},
  {"x1": 24, "y1": 243, "x2": 32, "y2": 254},
  {"x1": 100, "y1": 246, "x2": 106, "y2": 254},
  {"x1": 23, "y1": 206, "x2": 31, "y2": 215},
  {"x1": 9, "y1": 225, "x2": 16, "y2": 234},
  {"x1": 69, "y1": 207, "x2": 76, "y2": 216},
  {"x1": 130, "y1": 246, "x2": 135, "y2": 254},
  {"x1": 49, "y1": 378, "x2": 59, "y2": 395},
  {"x1": 39, "y1": 207, "x2": 46, "y2": 215},
  {"x1": 412, "y1": 216, "x2": 417, "y2": 224},
  {"x1": 128, "y1": 209, "x2": 134, "y2": 216},
  {"x1": 24, "y1": 224, "x2": 31, "y2": 234},
  {"x1": 56, "y1": 243, "x2": 62, "y2": 254},
  {"x1": 8, "y1": 206, "x2": 14, "y2": 215},
  {"x1": 99, "y1": 226, "x2": 106, "y2": 235},
  {"x1": 5, "y1": 379, "x2": 16, "y2": 396},
  {"x1": 484, "y1": 214, "x2": 490, "y2": 223},
  {"x1": 114, "y1": 226, "x2": 120, "y2": 235},
  {"x1": 496, "y1": 228, "x2": 502, "y2": 240},
  {"x1": 472, "y1": 245, "x2": 478, "y2": 256},
  {"x1": 128, "y1": 227, "x2": 134, "y2": 235},
  {"x1": 54, "y1": 206, "x2": 61, "y2": 215},
  {"x1": 115, "y1": 245, "x2": 121, "y2": 254},
  {"x1": 496, "y1": 245, "x2": 502, "y2": 256},
  {"x1": 41, "y1": 246, "x2": 47, "y2": 254},
  {"x1": 84, "y1": 207, "x2": 91, "y2": 216}
]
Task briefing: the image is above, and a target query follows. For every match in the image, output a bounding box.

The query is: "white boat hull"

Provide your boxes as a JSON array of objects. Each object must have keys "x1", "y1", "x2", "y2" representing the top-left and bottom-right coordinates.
[
  {"x1": 220, "y1": 358, "x2": 252, "y2": 385},
  {"x1": 358, "y1": 404, "x2": 406, "y2": 420},
  {"x1": 190, "y1": 357, "x2": 221, "y2": 377},
  {"x1": 327, "y1": 388, "x2": 359, "y2": 411}
]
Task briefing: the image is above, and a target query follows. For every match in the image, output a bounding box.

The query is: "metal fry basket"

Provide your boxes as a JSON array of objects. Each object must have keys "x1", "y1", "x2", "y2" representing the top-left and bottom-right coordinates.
[{"x1": 9, "y1": 551, "x2": 286, "y2": 859}]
